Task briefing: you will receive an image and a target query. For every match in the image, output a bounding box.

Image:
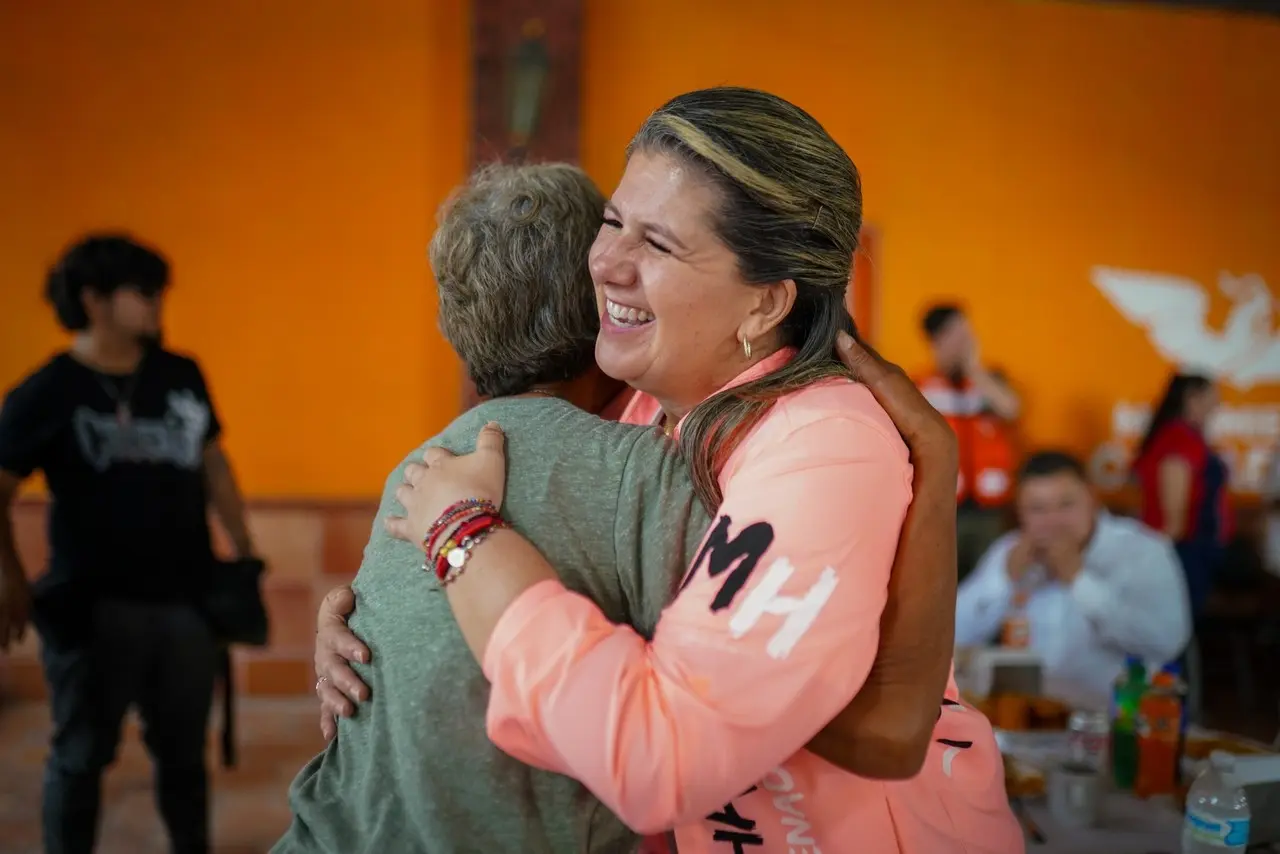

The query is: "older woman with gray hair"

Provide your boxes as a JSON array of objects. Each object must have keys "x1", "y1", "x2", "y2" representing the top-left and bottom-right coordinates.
[{"x1": 275, "y1": 162, "x2": 687, "y2": 853}]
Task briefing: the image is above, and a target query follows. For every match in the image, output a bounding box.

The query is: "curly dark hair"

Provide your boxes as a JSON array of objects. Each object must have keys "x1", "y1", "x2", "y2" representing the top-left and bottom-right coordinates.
[{"x1": 44, "y1": 233, "x2": 170, "y2": 331}]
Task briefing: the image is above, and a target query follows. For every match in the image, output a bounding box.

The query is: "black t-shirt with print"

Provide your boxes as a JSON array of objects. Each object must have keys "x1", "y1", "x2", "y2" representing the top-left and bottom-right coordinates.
[{"x1": 0, "y1": 348, "x2": 220, "y2": 603}]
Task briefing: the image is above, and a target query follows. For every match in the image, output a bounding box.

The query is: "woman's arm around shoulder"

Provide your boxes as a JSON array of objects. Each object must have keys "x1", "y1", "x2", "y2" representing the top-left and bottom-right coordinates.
[{"x1": 480, "y1": 391, "x2": 912, "y2": 833}]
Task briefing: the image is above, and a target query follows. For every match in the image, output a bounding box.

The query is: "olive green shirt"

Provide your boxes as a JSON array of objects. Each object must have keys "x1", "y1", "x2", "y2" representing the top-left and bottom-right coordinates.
[{"x1": 274, "y1": 396, "x2": 710, "y2": 854}]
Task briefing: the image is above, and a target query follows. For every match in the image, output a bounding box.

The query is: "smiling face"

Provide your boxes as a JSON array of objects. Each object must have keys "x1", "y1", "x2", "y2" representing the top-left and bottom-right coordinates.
[{"x1": 589, "y1": 150, "x2": 794, "y2": 417}]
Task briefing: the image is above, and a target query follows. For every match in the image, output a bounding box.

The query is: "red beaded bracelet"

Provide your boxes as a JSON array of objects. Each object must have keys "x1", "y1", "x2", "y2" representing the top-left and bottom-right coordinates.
[
  {"x1": 421, "y1": 498, "x2": 498, "y2": 559},
  {"x1": 433, "y1": 513, "x2": 493, "y2": 568},
  {"x1": 422, "y1": 497, "x2": 495, "y2": 542},
  {"x1": 433, "y1": 513, "x2": 508, "y2": 585},
  {"x1": 425, "y1": 509, "x2": 497, "y2": 564}
]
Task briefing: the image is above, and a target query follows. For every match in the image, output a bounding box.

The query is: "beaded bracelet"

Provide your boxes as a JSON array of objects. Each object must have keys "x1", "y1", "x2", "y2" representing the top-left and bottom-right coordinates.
[
  {"x1": 421, "y1": 498, "x2": 498, "y2": 559},
  {"x1": 422, "y1": 498, "x2": 496, "y2": 546},
  {"x1": 425, "y1": 508, "x2": 500, "y2": 567},
  {"x1": 431, "y1": 512, "x2": 495, "y2": 574},
  {"x1": 437, "y1": 516, "x2": 508, "y2": 586}
]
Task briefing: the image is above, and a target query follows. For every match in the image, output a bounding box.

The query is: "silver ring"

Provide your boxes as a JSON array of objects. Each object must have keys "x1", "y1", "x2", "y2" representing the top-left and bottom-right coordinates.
[{"x1": 315, "y1": 676, "x2": 329, "y2": 692}]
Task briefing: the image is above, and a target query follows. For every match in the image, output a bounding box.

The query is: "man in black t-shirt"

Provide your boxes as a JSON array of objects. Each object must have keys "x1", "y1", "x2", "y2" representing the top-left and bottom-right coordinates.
[{"x1": 0, "y1": 234, "x2": 255, "y2": 854}]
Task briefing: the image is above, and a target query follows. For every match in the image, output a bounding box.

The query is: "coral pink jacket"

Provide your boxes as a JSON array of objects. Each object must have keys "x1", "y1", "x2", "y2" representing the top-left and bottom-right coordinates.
[{"x1": 481, "y1": 351, "x2": 1022, "y2": 853}]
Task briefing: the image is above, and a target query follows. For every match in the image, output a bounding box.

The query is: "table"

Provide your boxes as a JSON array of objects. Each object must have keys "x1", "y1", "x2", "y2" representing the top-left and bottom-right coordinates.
[
  {"x1": 998, "y1": 729, "x2": 1187, "y2": 853},
  {"x1": 1020, "y1": 792, "x2": 1181, "y2": 854},
  {"x1": 1000, "y1": 726, "x2": 1280, "y2": 853}
]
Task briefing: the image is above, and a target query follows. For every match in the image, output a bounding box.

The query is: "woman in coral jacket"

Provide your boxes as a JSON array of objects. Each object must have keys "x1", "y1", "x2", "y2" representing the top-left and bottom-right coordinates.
[{"x1": 333, "y1": 87, "x2": 1019, "y2": 853}]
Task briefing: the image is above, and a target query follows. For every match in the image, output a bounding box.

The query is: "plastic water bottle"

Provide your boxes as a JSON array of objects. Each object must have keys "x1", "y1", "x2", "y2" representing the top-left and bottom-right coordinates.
[{"x1": 1182, "y1": 750, "x2": 1251, "y2": 852}]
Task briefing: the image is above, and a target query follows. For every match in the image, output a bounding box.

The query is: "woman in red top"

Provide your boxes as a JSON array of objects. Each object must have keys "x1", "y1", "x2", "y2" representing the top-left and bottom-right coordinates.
[{"x1": 1131, "y1": 373, "x2": 1228, "y2": 617}]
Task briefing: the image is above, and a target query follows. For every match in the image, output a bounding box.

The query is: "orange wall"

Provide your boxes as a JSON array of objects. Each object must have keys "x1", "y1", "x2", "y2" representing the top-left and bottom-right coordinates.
[
  {"x1": 0, "y1": 0, "x2": 469, "y2": 497},
  {"x1": 581, "y1": 0, "x2": 1280, "y2": 493},
  {"x1": 5, "y1": 1, "x2": 1279, "y2": 498}
]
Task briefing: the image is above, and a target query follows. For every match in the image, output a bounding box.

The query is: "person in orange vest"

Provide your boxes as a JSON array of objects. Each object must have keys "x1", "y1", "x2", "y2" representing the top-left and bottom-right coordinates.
[{"x1": 917, "y1": 304, "x2": 1021, "y2": 580}]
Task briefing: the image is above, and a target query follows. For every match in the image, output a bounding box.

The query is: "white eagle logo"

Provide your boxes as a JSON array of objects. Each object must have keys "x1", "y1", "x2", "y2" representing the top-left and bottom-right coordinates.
[{"x1": 1091, "y1": 267, "x2": 1280, "y2": 390}]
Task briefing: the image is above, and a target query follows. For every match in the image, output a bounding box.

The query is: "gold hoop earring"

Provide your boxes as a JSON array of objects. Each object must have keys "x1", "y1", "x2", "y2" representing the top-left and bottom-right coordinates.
[{"x1": 742, "y1": 336, "x2": 752, "y2": 360}]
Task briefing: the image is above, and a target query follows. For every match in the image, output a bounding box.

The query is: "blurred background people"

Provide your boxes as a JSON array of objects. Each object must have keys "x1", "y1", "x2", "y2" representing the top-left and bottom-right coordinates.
[
  {"x1": 1131, "y1": 373, "x2": 1228, "y2": 618},
  {"x1": 0, "y1": 234, "x2": 254, "y2": 854},
  {"x1": 916, "y1": 303, "x2": 1020, "y2": 580},
  {"x1": 955, "y1": 451, "x2": 1192, "y2": 711}
]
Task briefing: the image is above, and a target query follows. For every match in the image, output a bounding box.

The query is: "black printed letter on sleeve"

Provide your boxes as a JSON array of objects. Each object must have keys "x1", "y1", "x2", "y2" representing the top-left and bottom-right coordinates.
[{"x1": 681, "y1": 515, "x2": 774, "y2": 611}]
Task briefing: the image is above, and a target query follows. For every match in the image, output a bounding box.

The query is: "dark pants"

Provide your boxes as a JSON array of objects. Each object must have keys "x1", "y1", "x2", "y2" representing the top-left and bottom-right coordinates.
[
  {"x1": 39, "y1": 599, "x2": 217, "y2": 854},
  {"x1": 1176, "y1": 539, "x2": 1225, "y2": 620}
]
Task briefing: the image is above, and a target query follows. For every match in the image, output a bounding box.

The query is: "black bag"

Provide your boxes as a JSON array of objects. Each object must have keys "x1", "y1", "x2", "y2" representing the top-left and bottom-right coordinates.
[
  {"x1": 202, "y1": 557, "x2": 269, "y2": 769},
  {"x1": 203, "y1": 557, "x2": 269, "y2": 647}
]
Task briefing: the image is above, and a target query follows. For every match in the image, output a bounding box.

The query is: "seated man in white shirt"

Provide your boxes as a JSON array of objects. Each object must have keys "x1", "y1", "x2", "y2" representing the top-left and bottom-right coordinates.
[{"x1": 956, "y1": 450, "x2": 1192, "y2": 710}]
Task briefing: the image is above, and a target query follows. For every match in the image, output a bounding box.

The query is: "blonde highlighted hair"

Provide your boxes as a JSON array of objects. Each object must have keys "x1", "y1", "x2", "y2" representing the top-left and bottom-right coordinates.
[{"x1": 628, "y1": 87, "x2": 862, "y2": 508}]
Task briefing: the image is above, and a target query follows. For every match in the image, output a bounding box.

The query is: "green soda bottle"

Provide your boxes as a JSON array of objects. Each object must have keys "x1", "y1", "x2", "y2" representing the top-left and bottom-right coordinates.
[{"x1": 1111, "y1": 655, "x2": 1147, "y2": 790}]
